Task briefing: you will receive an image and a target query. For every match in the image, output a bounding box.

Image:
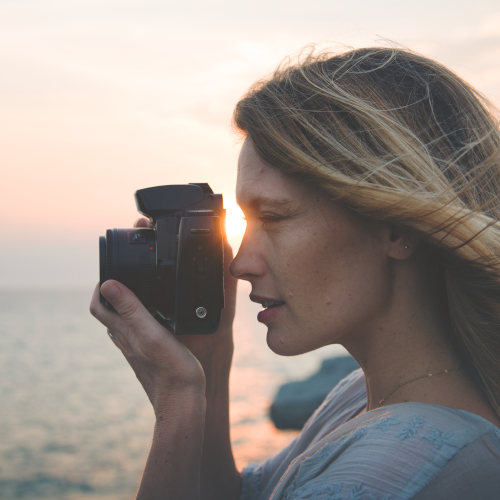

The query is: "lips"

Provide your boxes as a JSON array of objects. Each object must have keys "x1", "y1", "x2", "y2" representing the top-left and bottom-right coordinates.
[
  {"x1": 261, "y1": 300, "x2": 285, "y2": 308},
  {"x1": 250, "y1": 294, "x2": 286, "y2": 323},
  {"x1": 250, "y1": 294, "x2": 285, "y2": 308}
]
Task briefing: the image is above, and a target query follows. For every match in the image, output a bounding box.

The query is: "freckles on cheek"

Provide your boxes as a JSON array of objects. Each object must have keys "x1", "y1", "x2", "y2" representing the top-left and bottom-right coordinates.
[
  {"x1": 301, "y1": 236, "x2": 357, "y2": 312},
  {"x1": 285, "y1": 237, "x2": 330, "y2": 310}
]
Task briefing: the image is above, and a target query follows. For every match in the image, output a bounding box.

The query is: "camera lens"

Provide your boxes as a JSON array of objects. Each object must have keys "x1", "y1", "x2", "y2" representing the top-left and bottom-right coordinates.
[{"x1": 99, "y1": 228, "x2": 157, "y2": 309}]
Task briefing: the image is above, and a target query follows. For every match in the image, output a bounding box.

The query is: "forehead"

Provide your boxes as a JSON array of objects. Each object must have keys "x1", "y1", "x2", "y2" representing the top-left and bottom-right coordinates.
[{"x1": 236, "y1": 138, "x2": 306, "y2": 208}]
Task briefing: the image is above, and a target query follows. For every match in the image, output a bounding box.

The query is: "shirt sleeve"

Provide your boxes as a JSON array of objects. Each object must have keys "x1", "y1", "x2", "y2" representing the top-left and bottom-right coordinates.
[
  {"x1": 240, "y1": 463, "x2": 263, "y2": 500},
  {"x1": 271, "y1": 408, "x2": 500, "y2": 500},
  {"x1": 240, "y1": 434, "x2": 301, "y2": 500},
  {"x1": 239, "y1": 369, "x2": 365, "y2": 500},
  {"x1": 411, "y1": 430, "x2": 500, "y2": 500}
]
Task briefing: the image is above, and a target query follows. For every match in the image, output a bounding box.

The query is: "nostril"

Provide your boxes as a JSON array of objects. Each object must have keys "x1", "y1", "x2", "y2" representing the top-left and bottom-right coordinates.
[
  {"x1": 228, "y1": 247, "x2": 265, "y2": 280},
  {"x1": 229, "y1": 258, "x2": 258, "y2": 281},
  {"x1": 228, "y1": 257, "x2": 250, "y2": 280}
]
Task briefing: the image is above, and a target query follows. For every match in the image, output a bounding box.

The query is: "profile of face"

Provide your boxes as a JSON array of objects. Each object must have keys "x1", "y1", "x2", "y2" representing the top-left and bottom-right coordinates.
[{"x1": 230, "y1": 138, "x2": 411, "y2": 357}]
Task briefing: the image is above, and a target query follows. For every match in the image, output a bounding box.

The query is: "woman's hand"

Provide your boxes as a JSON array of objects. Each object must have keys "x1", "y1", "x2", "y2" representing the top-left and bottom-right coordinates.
[
  {"x1": 90, "y1": 278, "x2": 207, "y2": 416},
  {"x1": 132, "y1": 217, "x2": 238, "y2": 373},
  {"x1": 90, "y1": 217, "x2": 240, "y2": 500},
  {"x1": 91, "y1": 278, "x2": 208, "y2": 500},
  {"x1": 90, "y1": 217, "x2": 237, "y2": 414}
]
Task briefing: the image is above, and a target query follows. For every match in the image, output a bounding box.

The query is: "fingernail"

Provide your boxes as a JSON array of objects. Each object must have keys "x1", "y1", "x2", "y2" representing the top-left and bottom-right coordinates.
[{"x1": 101, "y1": 281, "x2": 121, "y2": 301}]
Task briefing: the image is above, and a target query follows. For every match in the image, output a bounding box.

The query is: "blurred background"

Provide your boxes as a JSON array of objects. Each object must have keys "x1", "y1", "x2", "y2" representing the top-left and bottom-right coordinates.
[{"x1": 1, "y1": 0, "x2": 499, "y2": 498}]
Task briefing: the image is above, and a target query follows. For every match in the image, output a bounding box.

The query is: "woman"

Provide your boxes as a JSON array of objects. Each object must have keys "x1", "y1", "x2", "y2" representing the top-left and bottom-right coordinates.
[{"x1": 90, "y1": 46, "x2": 500, "y2": 499}]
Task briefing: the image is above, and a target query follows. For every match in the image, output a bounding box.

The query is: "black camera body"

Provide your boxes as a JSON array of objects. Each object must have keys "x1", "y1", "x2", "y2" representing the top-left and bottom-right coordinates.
[{"x1": 99, "y1": 183, "x2": 225, "y2": 335}]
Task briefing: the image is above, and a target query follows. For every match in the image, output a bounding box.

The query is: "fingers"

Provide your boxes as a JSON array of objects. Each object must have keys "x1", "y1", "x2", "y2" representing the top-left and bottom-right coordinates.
[
  {"x1": 90, "y1": 283, "x2": 126, "y2": 345},
  {"x1": 106, "y1": 328, "x2": 121, "y2": 347},
  {"x1": 106, "y1": 327, "x2": 131, "y2": 352},
  {"x1": 134, "y1": 217, "x2": 151, "y2": 228},
  {"x1": 90, "y1": 280, "x2": 207, "y2": 401},
  {"x1": 102, "y1": 280, "x2": 159, "y2": 332},
  {"x1": 90, "y1": 282, "x2": 123, "y2": 329},
  {"x1": 90, "y1": 283, "x2": 122, "y2": 345},
  {"x1": 90, "y1": 282, "x2": 112, "y2": 323},
  {"x1": 90, "y1": 280, "x2": 154, "y2": 348}
]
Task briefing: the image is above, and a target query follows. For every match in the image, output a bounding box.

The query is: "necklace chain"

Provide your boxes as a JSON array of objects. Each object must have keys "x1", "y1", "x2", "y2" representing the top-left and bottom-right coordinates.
[{"x1": 377, "y1": 367, "x2": 462, "y2": 407}]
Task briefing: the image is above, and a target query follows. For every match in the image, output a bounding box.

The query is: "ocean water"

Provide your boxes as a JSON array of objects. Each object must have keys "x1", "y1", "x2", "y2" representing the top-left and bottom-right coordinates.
[{"x1": 0, "y1": 284, "x2": 346, "y2": 500}]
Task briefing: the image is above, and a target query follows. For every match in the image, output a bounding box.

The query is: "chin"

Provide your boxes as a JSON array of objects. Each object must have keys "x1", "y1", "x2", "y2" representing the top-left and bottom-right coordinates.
[{"x1": 265, "y1": 327, "x2": 309, "y2": 357}]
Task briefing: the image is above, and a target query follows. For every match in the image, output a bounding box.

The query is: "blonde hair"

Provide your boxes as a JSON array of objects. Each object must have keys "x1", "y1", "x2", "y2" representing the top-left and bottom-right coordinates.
[{"x1": 233, "y1": 46, "x2": 500, "y2": 418}]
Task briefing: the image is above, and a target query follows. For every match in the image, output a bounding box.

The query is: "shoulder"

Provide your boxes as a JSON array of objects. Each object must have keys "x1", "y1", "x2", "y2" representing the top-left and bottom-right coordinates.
[
  {"x1": 276, "y1": 404, "x2": 500, "y2": 500},
  {"x1": 412, "y1": 425, "x2": 500, "y2": 499}
]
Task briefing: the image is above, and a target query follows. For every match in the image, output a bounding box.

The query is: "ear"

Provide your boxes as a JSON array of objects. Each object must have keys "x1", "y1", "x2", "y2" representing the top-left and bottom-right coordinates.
[{"x1": 385, "y1": 226, "x2": 420, "y2": 260}]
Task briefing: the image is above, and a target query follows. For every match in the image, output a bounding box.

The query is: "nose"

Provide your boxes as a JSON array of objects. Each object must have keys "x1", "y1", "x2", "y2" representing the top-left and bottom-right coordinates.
[{"x1": 229, "y1": 235, "x2": 266, "y2": 281}]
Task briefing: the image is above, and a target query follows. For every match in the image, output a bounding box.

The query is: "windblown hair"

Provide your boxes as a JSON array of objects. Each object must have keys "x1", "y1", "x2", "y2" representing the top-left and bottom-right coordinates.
[{"x1": 233, "y1": 46, "x2": 500, "y2": 418}]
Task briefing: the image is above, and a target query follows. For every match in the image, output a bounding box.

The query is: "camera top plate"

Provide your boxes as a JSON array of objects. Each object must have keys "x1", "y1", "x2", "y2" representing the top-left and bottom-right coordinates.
[{"x1": 135, "y1": 183, "x2": 221, "y2": 222}]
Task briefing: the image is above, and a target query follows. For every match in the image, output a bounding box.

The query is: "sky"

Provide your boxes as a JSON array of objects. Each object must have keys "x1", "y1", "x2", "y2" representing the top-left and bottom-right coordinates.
[{"x1": 1, "y1": 0, "x2": 499, "y2": 288}]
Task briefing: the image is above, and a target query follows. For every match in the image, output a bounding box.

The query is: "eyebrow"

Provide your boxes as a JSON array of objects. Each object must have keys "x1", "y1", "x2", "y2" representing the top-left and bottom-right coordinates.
[{"x1": 237, "y1": 196, "x2": 294, "y2": 210}]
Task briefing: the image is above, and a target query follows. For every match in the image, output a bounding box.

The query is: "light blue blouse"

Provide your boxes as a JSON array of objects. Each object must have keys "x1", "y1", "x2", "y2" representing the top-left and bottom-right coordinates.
[{"x1": 241, "y1": 369, "x2": 500, "y2": 499}]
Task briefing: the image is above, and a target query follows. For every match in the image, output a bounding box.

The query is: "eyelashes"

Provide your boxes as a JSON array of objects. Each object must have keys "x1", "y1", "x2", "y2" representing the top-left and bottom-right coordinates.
[
  {"x1": 257, "y1": 213, "x2": 290, "y2": 226},
  {"x1": 241, "y1": 212, "x2": 291, "y2": 228}
]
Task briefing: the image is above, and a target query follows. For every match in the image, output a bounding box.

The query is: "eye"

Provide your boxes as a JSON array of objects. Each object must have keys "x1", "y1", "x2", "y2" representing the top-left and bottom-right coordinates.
[{"x1": 257, "y1": 213, "x2": 288, "y2": 225}]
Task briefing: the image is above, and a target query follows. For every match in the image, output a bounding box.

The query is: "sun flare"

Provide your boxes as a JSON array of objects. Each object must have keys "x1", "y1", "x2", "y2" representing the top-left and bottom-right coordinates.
[{"x1": 225, "y1": 198, "x2": 246, "y2": 237}]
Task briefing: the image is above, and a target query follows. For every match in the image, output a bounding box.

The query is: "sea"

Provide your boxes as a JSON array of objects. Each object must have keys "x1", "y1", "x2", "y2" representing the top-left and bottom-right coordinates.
[{"x1": 0, "y1": 283, "x2": 346, "y2": 500}]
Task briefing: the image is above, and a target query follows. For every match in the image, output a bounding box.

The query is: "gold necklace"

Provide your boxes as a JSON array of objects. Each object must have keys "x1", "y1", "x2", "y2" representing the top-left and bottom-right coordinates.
[{"x1": 377, "y1": 367, "x2": 462, "y2": 407}]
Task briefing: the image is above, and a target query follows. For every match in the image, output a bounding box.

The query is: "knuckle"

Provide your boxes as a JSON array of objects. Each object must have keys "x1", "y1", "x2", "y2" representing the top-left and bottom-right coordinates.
[
  {"x1": 89, "y1": 302, "x2": 100, "y2": 318},
  {"x1": 118, "y1": 299, "x2": 140, "y2": 321}
]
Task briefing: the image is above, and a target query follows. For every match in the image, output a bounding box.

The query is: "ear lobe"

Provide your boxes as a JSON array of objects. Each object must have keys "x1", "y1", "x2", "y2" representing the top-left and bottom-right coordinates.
[{"x1": 387, "y1": 232, "x2": 420, "y2": 260}]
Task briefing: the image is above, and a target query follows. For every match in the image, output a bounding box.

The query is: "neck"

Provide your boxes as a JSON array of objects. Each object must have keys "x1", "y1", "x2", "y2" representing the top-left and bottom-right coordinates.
[{"x1": 342, "y1": 255, "x2": 462, "y2": 411}]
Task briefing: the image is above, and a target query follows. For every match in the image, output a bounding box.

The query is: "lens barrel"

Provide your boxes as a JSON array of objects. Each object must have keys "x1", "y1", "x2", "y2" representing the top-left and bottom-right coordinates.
[{"x1": 99, "y1": 228, "x2": 157, "y2": 309}]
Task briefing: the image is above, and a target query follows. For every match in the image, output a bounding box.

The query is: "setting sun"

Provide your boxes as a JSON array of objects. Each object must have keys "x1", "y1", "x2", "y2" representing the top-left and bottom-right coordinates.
[{"x1": 224, "y1": 198, "x2": 247, "y2": 250}]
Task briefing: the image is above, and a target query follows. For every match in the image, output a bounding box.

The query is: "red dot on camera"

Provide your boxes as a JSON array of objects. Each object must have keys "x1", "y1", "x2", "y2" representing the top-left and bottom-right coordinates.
[{"x1": 149, "y1": 246, "x2": 154, "y2": 251}]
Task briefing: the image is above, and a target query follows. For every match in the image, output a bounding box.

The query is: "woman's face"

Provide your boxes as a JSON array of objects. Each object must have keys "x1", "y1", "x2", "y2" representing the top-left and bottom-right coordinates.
[{"x1": 230, "y1": 138, "x2": 395, "y2": 356}]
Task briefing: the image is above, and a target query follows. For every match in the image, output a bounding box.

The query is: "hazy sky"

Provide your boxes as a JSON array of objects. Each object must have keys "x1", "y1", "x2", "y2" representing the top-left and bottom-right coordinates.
[{"x1": 1, "y1": 0, "x2": 499, "y2": 287}]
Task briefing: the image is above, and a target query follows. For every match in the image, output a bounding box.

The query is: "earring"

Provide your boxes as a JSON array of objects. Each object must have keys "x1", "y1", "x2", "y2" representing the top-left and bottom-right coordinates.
[{"x1": 404, "y1": 245, "x2": 409, "y2": 250}]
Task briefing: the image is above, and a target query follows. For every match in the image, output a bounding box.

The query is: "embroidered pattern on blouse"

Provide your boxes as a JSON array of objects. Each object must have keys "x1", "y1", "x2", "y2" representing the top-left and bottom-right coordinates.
[
  {"x1": 373, "y1": 416, "x2": 400, "y2": 433},
  {"x1": 283, "y1": 478, "x2": 297, "y2": 499},
  {"x1": 283, "y1": 480, "x2": 392, "y2": 500},
  {"x1": 325, "y1": 484, "x2": 343, "y2": 499},
  {"x1": 298, "y1": 442, "x2": 336, "y2": 474},
  {"x1": 349, "y1": 482, "x2": 366, "y2": 499},
  {"x1": 244, "y1": 413, "x2": 467, "y2": 500},
  {"x1": 352, "y1": 427, "x2": 368, "y2": 441},
  {"x1": 396, "y1": 416, "x2": 425, "y2": 441},
  {"x1": 423, "y1": 428, "x2": 456, "y2": 449},
  {"x1": 273, "y1": 414, "x2": 460, "y2": 500}
]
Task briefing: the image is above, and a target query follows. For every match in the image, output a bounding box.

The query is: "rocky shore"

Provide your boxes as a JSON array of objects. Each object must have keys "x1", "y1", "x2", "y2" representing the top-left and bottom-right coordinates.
[{"x1": 270, "y1": 356, "x2": 359, "y2": 430}]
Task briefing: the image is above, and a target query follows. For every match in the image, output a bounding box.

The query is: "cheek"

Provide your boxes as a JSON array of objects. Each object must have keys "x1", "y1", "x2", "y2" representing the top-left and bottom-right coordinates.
[
  {"x1": 281, "y1": 228, "x2": 389, "y2": 337},
  {"x1": 288, "y1": 230, "x2": 364, "y2": 297}
]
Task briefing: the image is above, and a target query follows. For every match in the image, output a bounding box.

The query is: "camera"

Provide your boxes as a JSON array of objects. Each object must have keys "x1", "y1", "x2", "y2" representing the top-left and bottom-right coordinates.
[{"x1": 99, "y1": 183, "x2": 225, "y2": 335}]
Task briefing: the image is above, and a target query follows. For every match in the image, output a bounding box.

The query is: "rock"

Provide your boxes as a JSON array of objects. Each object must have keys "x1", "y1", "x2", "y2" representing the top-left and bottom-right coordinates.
[{"x1": 269, "y1": 356, "x2": 359, "y2": 430}]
